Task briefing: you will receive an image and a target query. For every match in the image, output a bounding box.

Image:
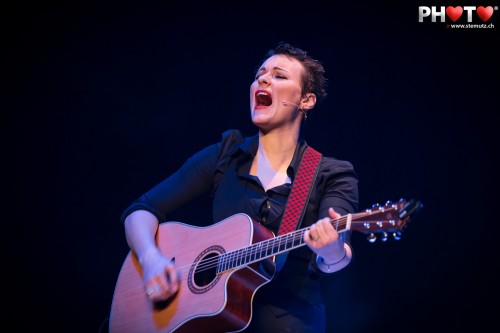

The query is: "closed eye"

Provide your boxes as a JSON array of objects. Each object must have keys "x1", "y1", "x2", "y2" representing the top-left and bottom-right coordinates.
[
  {"x1": 254, "y1": 74, "x2": 287, "y2": 80},
  {"x1": 254, "y1": 66, "x2": 288, "y2": 81}
]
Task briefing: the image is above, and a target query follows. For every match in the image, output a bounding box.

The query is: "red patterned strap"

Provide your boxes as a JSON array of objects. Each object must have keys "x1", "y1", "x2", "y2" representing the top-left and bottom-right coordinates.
[
  {"x1": 275, "y1": 146, "x2": 322, "y2": 272},
  {"x1": 278, "y1": 146, "x2": 322, "y2": 235}
]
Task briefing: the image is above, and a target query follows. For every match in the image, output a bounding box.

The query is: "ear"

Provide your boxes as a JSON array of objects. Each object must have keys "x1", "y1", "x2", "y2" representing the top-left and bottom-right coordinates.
[{"x1": 300, "y1": 93, "x2": 317, "y2": 111}]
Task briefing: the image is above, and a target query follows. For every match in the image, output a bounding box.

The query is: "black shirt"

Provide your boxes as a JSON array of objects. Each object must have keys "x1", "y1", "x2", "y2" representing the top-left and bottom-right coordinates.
[{"x1": 121, "y1": 129, "x2": 359, "y2": 304}]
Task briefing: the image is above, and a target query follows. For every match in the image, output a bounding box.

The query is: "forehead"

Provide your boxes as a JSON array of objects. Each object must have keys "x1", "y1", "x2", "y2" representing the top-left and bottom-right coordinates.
[{"x1": 259, "y1": 54, "x2": 304, "y2": 73}]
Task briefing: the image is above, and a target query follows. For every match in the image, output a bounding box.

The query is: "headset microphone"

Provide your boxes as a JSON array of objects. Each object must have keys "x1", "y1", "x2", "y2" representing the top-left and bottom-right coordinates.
[
  {"x1": 281, "y1": 100, "x2": 301, "y2": 107},
  {"x1": 281, "y1": 100, "x2": 309, "y2": 121}
]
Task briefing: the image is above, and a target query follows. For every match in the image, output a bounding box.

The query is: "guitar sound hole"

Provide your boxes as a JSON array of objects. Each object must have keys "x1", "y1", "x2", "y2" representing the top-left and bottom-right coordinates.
[{"x1": 193, "y1": 252, "x2": 218, "y2": 287}]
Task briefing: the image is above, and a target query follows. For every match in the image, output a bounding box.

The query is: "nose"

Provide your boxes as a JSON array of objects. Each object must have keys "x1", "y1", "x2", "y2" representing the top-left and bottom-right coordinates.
[{"x1": 257, "y1": 73, "x2": 270, "y2": 86}]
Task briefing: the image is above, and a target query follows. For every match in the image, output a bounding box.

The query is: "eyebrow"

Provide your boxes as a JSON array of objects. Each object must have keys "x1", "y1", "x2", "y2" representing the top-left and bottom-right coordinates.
[{"x1": 256, "y1": 66, "x2": 288, "y2": 73}]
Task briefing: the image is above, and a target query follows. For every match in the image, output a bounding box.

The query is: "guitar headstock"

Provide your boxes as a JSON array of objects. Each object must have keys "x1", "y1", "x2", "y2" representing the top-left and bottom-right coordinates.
[{"x1": 351, "y1": 198, "x2": 423, "y2": 243}]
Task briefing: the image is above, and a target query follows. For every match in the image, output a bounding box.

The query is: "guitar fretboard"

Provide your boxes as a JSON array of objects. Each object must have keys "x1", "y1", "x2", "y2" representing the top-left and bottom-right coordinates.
[{"x1": 216, "y1": 214, "x2": 352, "y2": 273}]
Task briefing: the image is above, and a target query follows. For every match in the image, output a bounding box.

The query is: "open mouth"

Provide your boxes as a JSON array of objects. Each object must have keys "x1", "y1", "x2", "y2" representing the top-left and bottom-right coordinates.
[{"x1": 255, "y1": 90, "x2": 272, "y2": 107}]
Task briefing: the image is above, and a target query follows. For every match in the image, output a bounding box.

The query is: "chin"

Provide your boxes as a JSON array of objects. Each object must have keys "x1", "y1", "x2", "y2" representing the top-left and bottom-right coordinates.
[{"x1": 251, "y1": 115, "x2": 268, "y2": 126}]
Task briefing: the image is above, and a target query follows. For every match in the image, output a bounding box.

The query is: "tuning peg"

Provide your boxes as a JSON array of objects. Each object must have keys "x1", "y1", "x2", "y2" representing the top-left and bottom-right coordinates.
[
  {"x1": 385, "y1": 200, "x2": 393, "y2": 206},
  {"x1": 381, "y1": 232, "x2": 388, "y2": 242},
  {"x1": 371, "y1": 203, "x2": 380, "y2": 209},
  {"x1": 367, "y1": 233, "x2": 377, "y2": 243},
  {"x1": 393, "y1": 231, "x2": 402, "y2": 240}
]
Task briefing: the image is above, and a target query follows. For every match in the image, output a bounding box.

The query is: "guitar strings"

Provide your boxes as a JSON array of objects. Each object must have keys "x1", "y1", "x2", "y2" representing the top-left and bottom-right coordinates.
[
  {"x1": 175, "y1": 214, "x2": 356, "y2": 275},
  {"x1": 181, "y1": 206, "x2": 400, "y2": 275},
  {"x1": 182, "y1": 213, "x2": 362, "y2": 274},
  {"x1": 192, "y1": 205, "x2": 398, "y2": 275}
]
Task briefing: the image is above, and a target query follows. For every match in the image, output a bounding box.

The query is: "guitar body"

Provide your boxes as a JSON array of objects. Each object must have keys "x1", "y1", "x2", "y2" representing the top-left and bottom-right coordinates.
[
  {"x1": 109, "y1": 213, "x2": 276, "y2": 333},
  {"x1": 109, "y1": 199, "x2": 422, "y2": 332}
]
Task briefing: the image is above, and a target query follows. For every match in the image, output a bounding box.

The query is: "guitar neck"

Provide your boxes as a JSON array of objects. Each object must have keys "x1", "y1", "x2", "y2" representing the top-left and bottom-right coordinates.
[{"x1": 216, "y1": 213, "x2": 353, "y2": 273}]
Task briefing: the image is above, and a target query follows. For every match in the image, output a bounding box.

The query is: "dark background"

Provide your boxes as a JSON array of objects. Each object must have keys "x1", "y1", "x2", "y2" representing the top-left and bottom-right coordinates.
[{"x1": 4, "y1": 1, "x2": 498, "y2": 332}]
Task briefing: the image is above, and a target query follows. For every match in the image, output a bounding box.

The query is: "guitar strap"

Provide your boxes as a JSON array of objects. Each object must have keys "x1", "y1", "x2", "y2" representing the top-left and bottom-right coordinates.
[{"x1": 275, "y1": 145, "x2": 322, "y2": 273}]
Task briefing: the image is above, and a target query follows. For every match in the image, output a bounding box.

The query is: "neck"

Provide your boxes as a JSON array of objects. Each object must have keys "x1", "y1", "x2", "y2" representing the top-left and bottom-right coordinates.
[
  {"x1": 257, "y1": 130, "x2": 298, "y2": 171},
  {"x1": 250, "y1": 130, "x2": 298, "y2": 191}
]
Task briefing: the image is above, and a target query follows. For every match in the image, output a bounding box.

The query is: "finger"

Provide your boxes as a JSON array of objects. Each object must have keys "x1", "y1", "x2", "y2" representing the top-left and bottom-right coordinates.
[
  {"x1": 329, "y1": 207, "x2": 341, "y2": 219},
  {"x1": 165, "y1": 265, "x2": 179, "y2": 294},
  {"x1": 304, "y1": 227, "x2": 319, "y2": 243},
  {"x1": 316, "y1": 218, "x2": 340, "y2": 243},
  {"x1": 145, "y1": 279, "x2": 162, "y2": 298},
  {"x1": 309, "y1": 224, "x2": 321, "y2": 241},
  {"x1": 315, "y1": 218, "x2": 333, "y2": 236},
  {"x1": 315, "y1": 218, "x2": 329, "y2": 232},
  {"x1": 146, "y1": 272, "x2": 174, "y2": 300}
]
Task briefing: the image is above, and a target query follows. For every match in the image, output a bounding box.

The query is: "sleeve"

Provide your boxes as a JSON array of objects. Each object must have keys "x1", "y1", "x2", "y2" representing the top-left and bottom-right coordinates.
[
  {"x1": 311, "y1": 158, "x2": 359, "y2": 275},
  {"x1": 317, "y1": 158, "x2": 359, "y2": 218},
  {"x1": 120, "y1": 129, "x2": 244, "y2": 223}
]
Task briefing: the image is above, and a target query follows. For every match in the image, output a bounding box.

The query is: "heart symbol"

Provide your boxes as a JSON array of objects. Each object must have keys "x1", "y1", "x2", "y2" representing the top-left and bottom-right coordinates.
[
  {"x1": 476, "y1": 6, "x2": 494, "y2": 22},
  {"x1": 446, "y1": 6, "x2": 463, "y2": 22}
]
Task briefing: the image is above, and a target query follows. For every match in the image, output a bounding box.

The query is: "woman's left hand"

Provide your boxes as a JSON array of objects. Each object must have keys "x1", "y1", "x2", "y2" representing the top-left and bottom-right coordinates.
[{"x1": 304, "y1": 207, "x2": 344, "y2": 259}]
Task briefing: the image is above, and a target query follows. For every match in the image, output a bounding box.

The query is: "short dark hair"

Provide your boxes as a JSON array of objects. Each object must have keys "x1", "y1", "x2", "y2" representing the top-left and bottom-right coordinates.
[{"x1": 265, "y1": 42, "x2": 328, "y2": 102}]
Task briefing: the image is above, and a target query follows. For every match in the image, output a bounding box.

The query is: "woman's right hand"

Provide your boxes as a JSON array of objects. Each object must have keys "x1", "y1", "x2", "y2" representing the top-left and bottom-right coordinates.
[{"x1": 139, "y1": 246, "x2": 180, "y2": 302}]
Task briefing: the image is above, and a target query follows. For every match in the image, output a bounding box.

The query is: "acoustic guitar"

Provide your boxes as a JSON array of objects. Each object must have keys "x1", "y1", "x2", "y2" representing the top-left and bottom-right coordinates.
[{"x1": 109, "y1": 198, "x2": 422, "y2": 332}]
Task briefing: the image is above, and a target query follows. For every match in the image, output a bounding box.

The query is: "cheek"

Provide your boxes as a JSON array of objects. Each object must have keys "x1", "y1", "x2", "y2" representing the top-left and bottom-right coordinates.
[
  {"x1": 249, "y1": 82, "x2": 257, "y2": 101},
  {"x1": 250, "y1": 82, "x2": 257, "y2": 92}
]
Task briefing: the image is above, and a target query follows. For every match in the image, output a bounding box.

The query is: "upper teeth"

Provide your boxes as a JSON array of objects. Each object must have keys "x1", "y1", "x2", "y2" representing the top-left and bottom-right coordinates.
[{"x1": 257, "y1": 92, "x2": 268, "y2": 96}]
